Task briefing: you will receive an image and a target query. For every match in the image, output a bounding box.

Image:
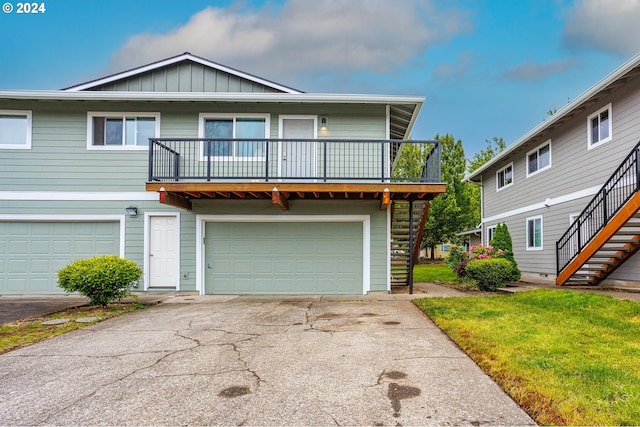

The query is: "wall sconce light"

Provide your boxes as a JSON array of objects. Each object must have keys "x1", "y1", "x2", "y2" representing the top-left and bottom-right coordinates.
[
  {"x1": 125, "y1": 206, "x2": 138, "y2": 217},
  {"x1": 321, "y1": 117, "x2": 327, "y2": 127}
]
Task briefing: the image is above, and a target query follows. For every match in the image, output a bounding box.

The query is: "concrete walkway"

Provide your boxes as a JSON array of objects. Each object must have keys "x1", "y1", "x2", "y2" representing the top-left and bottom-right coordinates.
[{"x1": 0, "y1": 295, "x2": 535, "y2": 426}]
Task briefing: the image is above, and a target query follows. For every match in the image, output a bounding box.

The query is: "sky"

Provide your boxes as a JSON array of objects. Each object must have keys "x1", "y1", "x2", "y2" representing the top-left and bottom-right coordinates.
[{"x1": 2, "y1": 0, "x2": 640, "y2": 159}]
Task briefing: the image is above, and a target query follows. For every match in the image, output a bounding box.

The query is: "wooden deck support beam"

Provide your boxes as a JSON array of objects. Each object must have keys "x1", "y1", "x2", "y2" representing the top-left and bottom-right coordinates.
[
  {"x1": 380, "y1": 190, "x2": 391, "y2": 210},
  {"x1": 272, "y1": 188, "x2": 289, "y2": 211},
  {"x1": 158, "y1": 188, "x2": 192, "y2": 211}
]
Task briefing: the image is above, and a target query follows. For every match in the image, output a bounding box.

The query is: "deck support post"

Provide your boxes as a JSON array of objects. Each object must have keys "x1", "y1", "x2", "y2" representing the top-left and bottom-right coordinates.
[{"x1": 408, "y1": 200, "x2": 414, "y2": 294}]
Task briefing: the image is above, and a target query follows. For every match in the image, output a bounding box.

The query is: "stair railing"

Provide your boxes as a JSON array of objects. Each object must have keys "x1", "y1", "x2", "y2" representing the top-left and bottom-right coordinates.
[{"x1": 556, "y1": 140, "x2": 640, "y2": 275}]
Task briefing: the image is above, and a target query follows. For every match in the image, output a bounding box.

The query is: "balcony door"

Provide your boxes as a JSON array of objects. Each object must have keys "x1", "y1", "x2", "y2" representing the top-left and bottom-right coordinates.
[{"x1": 279, "y1": 116, "x2": 317, "y2": 179}]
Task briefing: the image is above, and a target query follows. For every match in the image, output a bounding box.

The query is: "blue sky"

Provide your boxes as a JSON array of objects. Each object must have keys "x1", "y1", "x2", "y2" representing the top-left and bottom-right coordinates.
[{"x1": 1, "y1": 0, "x2": 640, "y2": 159}]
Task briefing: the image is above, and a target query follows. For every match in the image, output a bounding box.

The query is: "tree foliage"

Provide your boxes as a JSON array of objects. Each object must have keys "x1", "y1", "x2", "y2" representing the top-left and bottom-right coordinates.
[
  {"x1": 468, "y1": 137, "x2": 507, "y2": 174},
  {"x1": 392, "y1": 142, "x2": 433, "y2": 180}
]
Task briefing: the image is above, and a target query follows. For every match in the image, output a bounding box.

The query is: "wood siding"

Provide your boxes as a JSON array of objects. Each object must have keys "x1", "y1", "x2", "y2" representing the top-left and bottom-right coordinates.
[{"x1": 480, "y1": 75, "x2": 640, "y2": 277}]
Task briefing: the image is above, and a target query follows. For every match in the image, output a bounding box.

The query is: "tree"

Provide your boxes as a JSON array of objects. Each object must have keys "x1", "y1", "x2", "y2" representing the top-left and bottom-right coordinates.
[
  {"x1": 468, "y1": 137, "x2": 507, "y2": 174},
  {"x1": 392, "y1": 142, "x2": 433, "y2": 180},
  {"x1": 489, "y1": 223, "x2": 521, "y2": 282},
  {"x1": 423, "y1": 134, "x2": 477, "y2": 258}
]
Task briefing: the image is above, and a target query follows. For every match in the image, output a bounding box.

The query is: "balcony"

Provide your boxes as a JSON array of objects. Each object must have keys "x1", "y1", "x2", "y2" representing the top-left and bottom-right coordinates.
[{"x1": 146, "y1": 138, "x2": 445, "y2": 210}]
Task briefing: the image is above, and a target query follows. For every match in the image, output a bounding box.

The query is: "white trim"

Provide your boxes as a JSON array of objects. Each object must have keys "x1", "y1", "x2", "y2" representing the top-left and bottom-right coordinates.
[
  {"x1": 486, "y1": 224, "x2": 497, "y2": 245},
  {"x1": 278, "y1": 115, "x2": 318, "y2": 178},
  {"x1": 64, "y1": 53, "x2": 303, "y2": 94},
  {"x1": 526, "y1": 215, "x2": 543, "y2": 251},
  {"x1": 496, "y1": 162, "x2": 514, "y2": 191},
  {"x1": 587, "y1": 103, "x2": 613, "y2": 150},
  {"x1": 195, "y1": 214, "x2": 371, "y2": 295},
  {"x1": 0, "y1": 214, "x2": 126, "y2": 256},
  {"x1": 482, "y1": 184, "x2": 600, "y2": 223},
  {"x1": 86, "y1": 112, "x2": 160, "y2": 150},
  {"x1": 0, "y1": 191, "x2": 159, "y2": 201},
  {"x1": 144, "y1": 212, "x2": 181, "y2": 291},
  {"x1": 526, "y1": 139, "x2": 552, "y2": 178},
  {"x1": 0, "y1": 109, "x2": 32, "y2": 150}
]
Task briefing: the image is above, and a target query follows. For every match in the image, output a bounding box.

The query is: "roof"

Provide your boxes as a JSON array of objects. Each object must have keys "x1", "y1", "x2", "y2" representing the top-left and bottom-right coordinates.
[
  {"x1": 466, "y1": 52, "x2": 640, "y2": 181},
  {"x1": 63, "y1": 52, "x2": 303, "y2": 94}
]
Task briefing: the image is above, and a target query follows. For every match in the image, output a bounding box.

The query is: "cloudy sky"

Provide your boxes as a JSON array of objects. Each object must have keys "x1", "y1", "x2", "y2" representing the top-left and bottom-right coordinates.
[{"x1": 2, "y1": 0, "x2": 640, "y2": 158}]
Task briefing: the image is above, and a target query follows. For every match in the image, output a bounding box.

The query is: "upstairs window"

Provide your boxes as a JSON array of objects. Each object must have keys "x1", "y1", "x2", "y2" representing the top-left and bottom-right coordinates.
[
  {"x1": 199, "y1": 114, "x2": 268, "y2": 159},
  {"x1": 0, "y1": 110, "x2": 31, "y2": 149},
  {"x1": 496, "y1": 163, "x2": 513, "y2": 191},
  {"x1": 588, "y1": 104, "x2": 612, "y2": 149},
  {"x1": 526, "y1": 140, "x2": 551, "y2": 177},
  {"x1": 88, "y1": 113, "x2": 159, "y2": 150}
]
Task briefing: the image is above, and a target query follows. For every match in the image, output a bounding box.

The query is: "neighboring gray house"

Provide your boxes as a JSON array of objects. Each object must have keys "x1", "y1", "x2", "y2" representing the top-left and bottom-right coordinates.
[
  {"x1": 0, "y1": 53, "x2": 443, "y2": 295},
  {"x1": 467, "y1": 53, "x2": 640, "y2": 286}
]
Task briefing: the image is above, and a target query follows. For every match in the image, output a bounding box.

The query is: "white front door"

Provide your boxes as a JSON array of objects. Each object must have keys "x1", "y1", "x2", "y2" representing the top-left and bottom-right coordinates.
[
  {"x1": 149, "y1": 215, "x2": 178, "y2": 288},
  {"x1": 280, "y1": 117, "x2": 316, "y2": 178}
]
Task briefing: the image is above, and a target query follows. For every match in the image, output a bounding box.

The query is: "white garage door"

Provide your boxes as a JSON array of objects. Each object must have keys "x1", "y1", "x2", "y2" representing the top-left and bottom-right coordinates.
[
  {"x1": 0, "y1": 221, "x2": 120, "y2": 294},
  {"x1": 204, "y1": 221, "x2": 363, "y2": 294}
]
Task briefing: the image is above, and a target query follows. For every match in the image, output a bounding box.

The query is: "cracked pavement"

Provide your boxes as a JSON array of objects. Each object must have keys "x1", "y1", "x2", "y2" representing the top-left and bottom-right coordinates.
[{"x1": 0, "y1": 296, "x2": 535, "y2": 426}]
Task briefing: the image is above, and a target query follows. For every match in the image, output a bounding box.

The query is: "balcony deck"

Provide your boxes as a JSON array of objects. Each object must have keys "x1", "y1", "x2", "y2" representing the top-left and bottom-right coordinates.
[{"x1": 146, "y1": 138, "x2": 445, "y2": 210}]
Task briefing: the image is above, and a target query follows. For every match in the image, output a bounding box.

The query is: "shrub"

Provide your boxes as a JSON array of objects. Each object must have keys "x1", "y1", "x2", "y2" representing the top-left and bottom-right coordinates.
[
  {"x1": 466, "y1": 258, "x2": 515, "y2": 291},
  {"x1": 453, "y1": 257, "x2": 471, "y2": 277},
  {"x1": 490, "y1": 223, "x2": 521, "y2": 282},
  {"x1": 446, "y1": 245, "x2": 466, "y2": 269},
  {"x1": 57, "y1": 255, "x2": 142, "y2": 307}
]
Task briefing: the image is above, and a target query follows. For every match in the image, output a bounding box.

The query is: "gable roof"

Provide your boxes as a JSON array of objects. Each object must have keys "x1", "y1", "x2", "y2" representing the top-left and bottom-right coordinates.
[
  {"x1": 467, "y1": 52, "x2": 640, "y2": 182},
  {"x1": 63, "y1": 52, "x2": 303, "y2": 94}
]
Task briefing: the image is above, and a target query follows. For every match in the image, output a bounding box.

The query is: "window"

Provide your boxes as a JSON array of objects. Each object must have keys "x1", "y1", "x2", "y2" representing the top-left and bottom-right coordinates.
[
  {"x1": 587, "y1": 103, "x2": 612, "y2": 148},
  {"x1": 87, "y1": 112, "x2": 159, "y2": 149},
  {"x1": 526, "y1": 140, "x2": 551, "y2": 177},
  {"x1": 0, "y1": 110, "x2": 31, "y2": 149},
  {"x1": 526, "y1": 215, "x2": 543, "y2": 250},
  {"x1": 199, "y1": 114, "x2": 268, "y2": 159},
  {"x1": 496, "y1": 163, "x2": 513, "y2": 190},
  {"x1": 486, "y1": 225, "x2": 497, "y2": 245},
  {"x1": 440, "y1": 244, "x2": 451, "y2": 252}
]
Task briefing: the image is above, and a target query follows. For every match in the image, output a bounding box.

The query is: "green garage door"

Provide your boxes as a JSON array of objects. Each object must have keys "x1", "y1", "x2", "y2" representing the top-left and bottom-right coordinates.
[
  {"x1": 0, "y1": 221, "x2": 120, "y2": 294},
  {"x1": 204, "y1": 222, "x2": 363, "y2": 294}
]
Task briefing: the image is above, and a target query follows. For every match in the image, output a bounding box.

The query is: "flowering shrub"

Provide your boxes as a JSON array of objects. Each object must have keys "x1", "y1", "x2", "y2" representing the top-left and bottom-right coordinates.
[
  {"x1": 446, "y1": 245, "x2": 467, "y2": 269},
  {"x1": 447, "y1": 243, "x2": 519, "y2": 282}
]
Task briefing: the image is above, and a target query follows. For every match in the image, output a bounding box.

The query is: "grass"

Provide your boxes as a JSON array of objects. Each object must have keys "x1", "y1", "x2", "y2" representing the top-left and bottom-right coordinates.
[
  {"x1": 0, "y1": 303, "x2": 147, "y2": 354},
  {"x1": 413, "y1": 262, "x2": 457, "y2": 283},
  {"x1": 414, "y1": 289, "x2": 640, "y2": 425}
]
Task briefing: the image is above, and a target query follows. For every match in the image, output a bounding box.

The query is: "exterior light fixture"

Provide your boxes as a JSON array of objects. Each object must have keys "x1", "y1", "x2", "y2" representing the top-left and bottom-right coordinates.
[
  {"x1": 125, "y1": 206, "x2": 138, "y2": 217},
  {"x1": 321, "y1": 117, "x2": 327, "y2": 127}
]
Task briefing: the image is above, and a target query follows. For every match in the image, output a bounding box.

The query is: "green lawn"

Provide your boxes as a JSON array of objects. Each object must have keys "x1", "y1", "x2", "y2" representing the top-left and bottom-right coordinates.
[
  {"x1": 413, "y1": 263, "x2": 457, "y2": 283},
  {"x1": 414, "y1": 289, "x2": 640, "y2": 425}
]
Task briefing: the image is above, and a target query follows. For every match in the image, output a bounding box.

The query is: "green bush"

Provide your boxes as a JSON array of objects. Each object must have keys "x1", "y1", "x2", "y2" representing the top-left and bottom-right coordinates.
[
  {"x1": 57, "y1": 255, "x2": 142, "y2": 307},
  {"x1": 465, "y1": 258, "x2": 515, "y2": 291},
  {"x1": 490, "y1": 223, "x2": 521, "y2": 282}
]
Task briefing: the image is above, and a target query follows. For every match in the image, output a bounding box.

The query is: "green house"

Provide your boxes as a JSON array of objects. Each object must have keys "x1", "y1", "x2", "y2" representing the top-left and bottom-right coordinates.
[{"x1": 0, "y1": 53, "x2": 444, "y2": 295}]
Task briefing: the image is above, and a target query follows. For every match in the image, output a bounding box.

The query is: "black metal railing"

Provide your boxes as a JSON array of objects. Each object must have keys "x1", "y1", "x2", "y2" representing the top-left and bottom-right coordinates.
[
  {"x1": 556, "y1": 140, "x2": 640, "y2": 274},
  {"x1": 148, "y1": 139, "x2": 441, "y2": 183}
]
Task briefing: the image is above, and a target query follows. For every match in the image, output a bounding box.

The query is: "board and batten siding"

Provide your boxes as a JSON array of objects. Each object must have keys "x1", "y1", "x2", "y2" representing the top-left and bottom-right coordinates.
[
  {"x1": 480, "y1": 73, "x2": 640, "y2": 277},
  {"x1": 0, "y1": 101, "x2": 388, "y2": 193},
  {"x1": 192, "y1": 199, "x2": 389, "y2": 292},
  {"x1": 92, "y1": 62, "x2": 282, "y2": 93}
]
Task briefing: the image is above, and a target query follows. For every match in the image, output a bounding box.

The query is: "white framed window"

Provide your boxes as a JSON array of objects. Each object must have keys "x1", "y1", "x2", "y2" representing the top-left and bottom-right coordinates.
[
  {"x1": 526, "y1": 140, "x2": 551, "y2": 177},
  {"x1": 198, "y1": 113, "x2": 269, "y2": 160},
  {"x1": 0, "y1": 110, "x2": 32, "y2": 149},
  {"x1": 440, "y1": 244, "x2": 451, "y2": 252},
  {"x1": 496, "y1": 163, "x2": 513, "y2": 191},
  {"x1": 87, "y1": 112, "x2": 160, "y2": 150},
  {"x1": 526, "y1": 215, "x2": 543, "y2": 250},
  {"x1": 486, "y1": 225, "x2": 497, "y2": 245},
  {"x1": 587, "y1": 103, "x2": 612, "y2": 149}
]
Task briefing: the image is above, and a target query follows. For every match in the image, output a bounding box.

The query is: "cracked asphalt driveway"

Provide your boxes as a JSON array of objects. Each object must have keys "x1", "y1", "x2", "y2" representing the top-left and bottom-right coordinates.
[{"x1": 0, "y1": 295, "x2": 534, "y2": 426}]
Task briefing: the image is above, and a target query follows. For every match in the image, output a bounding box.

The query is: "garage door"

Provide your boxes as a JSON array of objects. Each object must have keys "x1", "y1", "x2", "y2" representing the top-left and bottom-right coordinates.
[
  {"x1": 204, "y1": 221, "x2": 363, "y2": 294},
  {"x1": 0, "y1": 221, "x2": 120, "y2": 294}
]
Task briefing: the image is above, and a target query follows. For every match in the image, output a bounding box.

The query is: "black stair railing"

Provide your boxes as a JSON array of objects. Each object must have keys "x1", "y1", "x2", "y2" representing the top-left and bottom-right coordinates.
[{"x1": 556, "y1": 140, "x2": 640, "y2": 275}]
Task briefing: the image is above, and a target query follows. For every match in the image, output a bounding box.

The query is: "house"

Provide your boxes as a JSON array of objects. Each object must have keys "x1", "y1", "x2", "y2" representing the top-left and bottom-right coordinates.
[
  {"x1": 0, "y1": 53, "x2": 444, "y2": 295},
  {"x1": 466, "y1": 53, "x2": 640, "y2": 286}
]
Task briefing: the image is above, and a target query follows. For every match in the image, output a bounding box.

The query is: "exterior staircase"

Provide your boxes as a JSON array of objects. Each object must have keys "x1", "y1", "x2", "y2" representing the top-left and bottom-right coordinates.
[
  {"x1": 390, "y1": 201, "x2": 429, "y2": 290},
  {"x1": 557, "y1": 141, "x2": 640, "y2": 285}
]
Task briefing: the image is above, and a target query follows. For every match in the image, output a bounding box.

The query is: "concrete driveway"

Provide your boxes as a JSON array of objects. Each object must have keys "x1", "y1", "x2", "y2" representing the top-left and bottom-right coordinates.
[{"x1": 0, "y1": 295, "x2": 534, "y2": 426}]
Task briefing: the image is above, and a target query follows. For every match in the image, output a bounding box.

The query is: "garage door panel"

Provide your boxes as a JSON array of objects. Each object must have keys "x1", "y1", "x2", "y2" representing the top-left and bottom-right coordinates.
[
  {"x1": 205, "y1": 221, "x2": 363, "y2": 294},
  {"x1": 0, "y1": 222, "x2": 120, "y2": 294}
]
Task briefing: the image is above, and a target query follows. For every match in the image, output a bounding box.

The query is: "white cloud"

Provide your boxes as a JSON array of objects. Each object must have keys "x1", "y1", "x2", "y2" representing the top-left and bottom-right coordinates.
[
  {"x1": 563, "y1": 0, "x2": 640, "y2": 56},
  {"x1": 108, "y1": 0, "x2": 473, "y2": 91},
  {"x1": 501, "y1": 59, "x2": 579, "y2": 82},
  {"x1": 433, "y1": 52, "x2": 475, "y2": 83}
]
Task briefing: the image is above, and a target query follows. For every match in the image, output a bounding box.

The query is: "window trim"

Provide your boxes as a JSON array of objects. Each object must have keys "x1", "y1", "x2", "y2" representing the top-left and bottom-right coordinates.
[
  {"x1": 86, "y1": 112, "x2": 160, "y2": 150},
  {"x1": 198, "y1": 113, "x2": 270, "y2": 161},
  {"x1": 486, "y1": 224, "x2": 497, "y2": 245},
  {"x1": 0, "y1": 110, "x2": 32, "y2": 150},
  {"x1": 587, "y1": 103, "x2": 613, "y2": 150},
  {"x1": 526, "y1": 140, "x2": 552, "y2": 178},
  {"x1": 526, "y1": 215, "x2": 543, "y2": 251},
  {"x1": 496, "y1": 162, "x2": 514, "y2": 191}
]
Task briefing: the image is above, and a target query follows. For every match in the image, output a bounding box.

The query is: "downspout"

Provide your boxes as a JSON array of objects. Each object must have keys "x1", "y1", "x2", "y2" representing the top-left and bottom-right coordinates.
[{"x1": 467, "y1": 175, "x2": 484, "y2": 244}]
